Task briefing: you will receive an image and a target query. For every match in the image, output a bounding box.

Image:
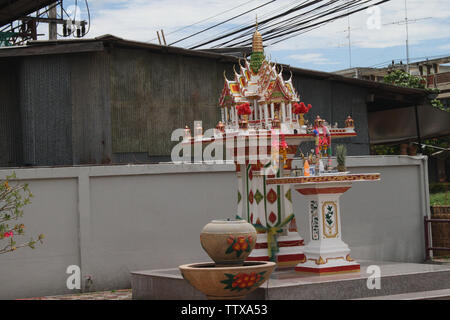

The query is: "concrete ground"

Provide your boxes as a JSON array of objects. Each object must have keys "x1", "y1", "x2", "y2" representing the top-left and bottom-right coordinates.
[{"x1": 20, "y1": 289, "x2": 132, "y2": 300}]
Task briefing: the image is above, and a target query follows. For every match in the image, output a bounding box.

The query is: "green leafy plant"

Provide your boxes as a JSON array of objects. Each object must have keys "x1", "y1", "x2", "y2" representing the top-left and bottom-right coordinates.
[
  {"x1": 336, "y1": 144, "x2": 347, "y2": 172},
  {"x1": 0, "y1": 172, "x2": 44, "y2": 254},
  {"x1": 383, "y1": 69, "x2": 425, "y2": 89}
]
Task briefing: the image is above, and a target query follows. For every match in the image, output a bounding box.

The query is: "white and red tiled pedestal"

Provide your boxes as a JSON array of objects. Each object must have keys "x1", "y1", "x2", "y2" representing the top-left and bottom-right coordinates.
[{"x1": 266, "y1": 173, "x2": 380, "y2": 274}]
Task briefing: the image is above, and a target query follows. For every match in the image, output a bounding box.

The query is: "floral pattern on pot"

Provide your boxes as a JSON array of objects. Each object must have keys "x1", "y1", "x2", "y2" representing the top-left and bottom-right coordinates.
[
  {"x1": 225, "y1": 235, "x2": 252, "y2": 258},
  {"x1": 221, "y1": 271, "x2": 266, "y2": 292}
]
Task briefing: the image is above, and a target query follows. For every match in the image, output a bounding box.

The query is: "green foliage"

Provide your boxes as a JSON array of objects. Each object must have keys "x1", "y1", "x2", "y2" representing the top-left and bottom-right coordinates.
[
  {"x1": 0, "y1": 172, "x2": 44, "y2": 255},
  {"x1": 250, "y1": 52, "x2": 265, "y2": 73},
  {"x1": 430, "y1": 98, "x2": 446, "y2": 110},
  {"x1": 371, "y1": 144, "x2": 399, "y2": 155},
  {"x1": 383, "y1": 69, "x2": 425, "y2": 89},
  {"x1": 422, "y1": 136, "x2": 450, "y2": 159},
  {"x1": 430, "y1": 182, "x2": 448, "y2": 194},
  {"x1": 430, "y1": 192, "x2": 449, "y2": 206},
  {"x1": 335, "y1": 144, "x2": 347, "y2": 171}
]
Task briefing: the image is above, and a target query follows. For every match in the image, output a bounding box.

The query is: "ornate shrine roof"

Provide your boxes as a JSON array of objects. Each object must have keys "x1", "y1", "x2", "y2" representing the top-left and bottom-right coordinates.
[{"x1": 219, "y1": 27, "x2": 300, "y2": 107}]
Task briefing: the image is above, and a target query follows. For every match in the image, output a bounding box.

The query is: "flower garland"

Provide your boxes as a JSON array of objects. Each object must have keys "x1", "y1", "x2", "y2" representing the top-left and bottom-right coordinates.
[
  {"x1": 236, "y1": 103, "x2": 252, "y2": 116},
  {"x1": 293, "y1": 102, "x2": 312, "y2": 114}
]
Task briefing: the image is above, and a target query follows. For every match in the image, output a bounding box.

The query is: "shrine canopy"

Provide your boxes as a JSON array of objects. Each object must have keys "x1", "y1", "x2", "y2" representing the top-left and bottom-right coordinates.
[{"x1": 218, "y1": 28, "x2": 300, "y2": 108}]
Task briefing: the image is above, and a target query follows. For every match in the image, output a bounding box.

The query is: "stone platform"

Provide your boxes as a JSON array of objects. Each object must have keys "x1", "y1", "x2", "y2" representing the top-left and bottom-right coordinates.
[{"x1": 131, "y1": 260, "x2": 450, "y2": 300}]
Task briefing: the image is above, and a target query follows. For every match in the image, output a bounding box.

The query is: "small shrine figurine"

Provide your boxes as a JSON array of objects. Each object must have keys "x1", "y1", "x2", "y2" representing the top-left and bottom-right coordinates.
[
  {"x1": 314, "y1": 115, "x2": 322, "y2": 127},
  {"x1": 216, "y1": 121, "x2": 225, "y2": 133},
  {"x1": 345, "y1": 116, "x2": 355, "y2": 128},
  {"x1": 184, "y1": 125, "x2": 191, "y2": 141},
  {"x1": 194, "y1": 122, "x2": 203, "y2": 138},
  {"x1": 272, "y1": 115, "x2": 281, "y2": 129}
]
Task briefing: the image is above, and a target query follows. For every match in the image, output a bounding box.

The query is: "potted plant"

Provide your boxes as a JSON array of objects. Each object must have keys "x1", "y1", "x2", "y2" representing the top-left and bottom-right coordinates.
[{"x1": 336, "y1": 144, "x2": 347, "y2": 172}]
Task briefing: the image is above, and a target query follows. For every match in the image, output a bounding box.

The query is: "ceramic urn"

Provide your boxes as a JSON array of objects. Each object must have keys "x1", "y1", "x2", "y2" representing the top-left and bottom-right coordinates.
[{"x1": 200, "y1": 219, "x2": 257, "y2": 267}]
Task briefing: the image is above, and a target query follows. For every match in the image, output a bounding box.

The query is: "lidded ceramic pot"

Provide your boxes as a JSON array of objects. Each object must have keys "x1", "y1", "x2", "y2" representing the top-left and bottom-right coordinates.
[{"x1": 200, "y1": 219, "x2": 257, "y2": 267}]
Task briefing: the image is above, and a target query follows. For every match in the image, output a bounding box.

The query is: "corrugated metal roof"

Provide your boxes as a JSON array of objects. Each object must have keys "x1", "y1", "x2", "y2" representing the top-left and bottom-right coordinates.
[
  {"x1": 0, "y1": 34, "x2": 429, "y2": 99},
  {"x1": 0, "y1": 0, "x2": 56, "y2": 27}
]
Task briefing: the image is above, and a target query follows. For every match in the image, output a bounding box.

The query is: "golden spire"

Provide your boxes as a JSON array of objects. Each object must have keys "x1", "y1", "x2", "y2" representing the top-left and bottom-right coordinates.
[{"x1": 252, "y1": 16, "x2": 263, "y2": 53}]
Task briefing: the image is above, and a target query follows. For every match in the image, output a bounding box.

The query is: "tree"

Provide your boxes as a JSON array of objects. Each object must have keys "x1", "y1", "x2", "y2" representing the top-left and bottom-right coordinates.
[
  {"x1": 0, "y1": 173, "x2": 44, "y2": 254},
  {"x1": 383, "y1": 69, "x2": 425, "y2": 89}
]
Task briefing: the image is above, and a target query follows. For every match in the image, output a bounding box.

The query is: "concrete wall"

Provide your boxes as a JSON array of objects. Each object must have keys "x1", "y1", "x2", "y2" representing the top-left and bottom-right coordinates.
[
  {"x1": 0, "y1": 163, "x2": 236, "y2": 299},
  {"x1": 0, "y1": 156, "x2": 428, "y2": 299},
  {"x1": 293, "y1": 155, "x2": 430, "y2": 263}
]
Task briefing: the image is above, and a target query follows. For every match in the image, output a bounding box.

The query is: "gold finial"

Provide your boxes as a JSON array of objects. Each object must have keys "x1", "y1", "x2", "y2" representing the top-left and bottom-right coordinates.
[
  {"x1": 256, "y1": 14, "x2": 258, "y2": 29},
  {"x1": 252, "y1": 25, "x2": 263, "y2": 53}
]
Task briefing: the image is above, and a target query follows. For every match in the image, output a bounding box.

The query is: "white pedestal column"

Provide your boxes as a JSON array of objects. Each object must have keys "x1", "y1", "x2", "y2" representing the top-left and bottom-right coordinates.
[
  {"x1": 264, "y1": 173, "x2": 380, "y2": 274},
  {"x1": 294, "y1": 183, "x2": 359, "y2": 274}
]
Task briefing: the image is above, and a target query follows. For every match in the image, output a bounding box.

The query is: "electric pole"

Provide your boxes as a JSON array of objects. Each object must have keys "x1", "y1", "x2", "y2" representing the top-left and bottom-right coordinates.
[
  {"x1": 49, "y1": 2, "x2": 57, "y2": 40},
  {"x1": 404, "y1": 0, "x2": 410, "y2": 73}
]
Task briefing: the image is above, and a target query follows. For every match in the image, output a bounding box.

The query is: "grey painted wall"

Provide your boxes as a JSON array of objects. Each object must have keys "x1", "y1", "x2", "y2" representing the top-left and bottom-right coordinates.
[
  {"x1": 0, "y1": 163, "x2": 236, "y2": 299},
  {"x1": 0, "y1": 156, "x2": 428, "y2": 299},
  {"x1": 294, "y1": 156, "x2": 429, "y2": 263}
]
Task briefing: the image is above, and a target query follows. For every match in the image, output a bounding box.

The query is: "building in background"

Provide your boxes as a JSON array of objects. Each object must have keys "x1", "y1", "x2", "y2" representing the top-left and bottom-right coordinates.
[{"x1": 334, "y1": 56, "x2": 450, "y2": 108}]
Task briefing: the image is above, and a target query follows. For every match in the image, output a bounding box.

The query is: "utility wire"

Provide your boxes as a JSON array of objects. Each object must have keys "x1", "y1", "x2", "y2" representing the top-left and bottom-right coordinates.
[
  {"x1": 187, "y1": 0, "x2": 305, "y2": 49},
  {"x1": 189, "y1": 0, "x2": 392, "y2": 50},
  {"x1": 147, "y1": 0, "x2": 260, "y2": 43},
  {"x1": 221, "y1": 0, "x2": 377, "y2": 48},
  {"x1": 215, "y1": 0, "x2": 345, "y2": 48},
  {"x1": 169, "y1": 0, "x2": 275, "y2": 46},
  {"x1": 261, "y1": 0, "x2": 386, "y2": 45},
  {"x1": 189, "y1": 0, "x2": 325, "y2": 49}
]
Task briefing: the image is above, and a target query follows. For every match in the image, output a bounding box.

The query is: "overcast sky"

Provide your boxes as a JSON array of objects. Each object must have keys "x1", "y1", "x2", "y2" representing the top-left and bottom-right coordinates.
[{"x1": 43, "y1": 0, "x2": 450, "y2": 72}]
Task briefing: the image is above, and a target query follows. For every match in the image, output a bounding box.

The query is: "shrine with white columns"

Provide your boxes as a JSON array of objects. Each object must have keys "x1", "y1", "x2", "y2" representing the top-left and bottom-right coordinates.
[{"x1": 185, "y1": 24, "x2": 375, "y2": 272}]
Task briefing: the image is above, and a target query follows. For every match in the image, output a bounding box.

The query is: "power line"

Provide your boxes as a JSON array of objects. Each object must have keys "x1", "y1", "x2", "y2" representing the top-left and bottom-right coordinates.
[
  {"x1": 169, "y1": 0, "x2": 275, "y2": 46},
  {"x1": 187, "y1": 0, "x2": 303, "y2": 49},
  {"x1": 148, "y1": 0, "x2": 260, "y2": 43},
  {"x1": 216, "y1": 0, "x2": 385, "y2": 48},
  {"x1": 264, "y1": 0, "x2": 392, "y2": 46},
  {"x1": 189, "y1": 0, "x2": 325, "y2": 49}
]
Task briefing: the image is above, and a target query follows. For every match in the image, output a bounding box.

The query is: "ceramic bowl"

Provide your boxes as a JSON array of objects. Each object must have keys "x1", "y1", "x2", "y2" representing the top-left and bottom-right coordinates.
[{"x1": 179, "y1": 261, "x2": 275, "y2": 300}]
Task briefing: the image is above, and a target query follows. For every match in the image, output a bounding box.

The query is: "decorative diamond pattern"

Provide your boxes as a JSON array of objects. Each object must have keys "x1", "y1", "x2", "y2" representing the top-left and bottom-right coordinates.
[
  {"x1": 269, "y1": 212, "x2": 277, "y2": 224},
  {"x1": 267, "y1": 188, "x2": 277, "y2": 204},
  {"x1": 250, "y1": 213, "x2": 254, "y2": 223},
  {"x1": 237, "y1": 191, "x2": 241, "y2": 204},
  {"x1": 248, "y1": 169, "x2": 253, "y2": 181},
  {"x1": 254, "y1": 190, "x2": 263, "y2": 205},
  {"x1": 285, "y1": 189, "x2": 292, "y2": 202},
  {"x1": 248, "y1": 190, "x2": 254, "y2": 204}
]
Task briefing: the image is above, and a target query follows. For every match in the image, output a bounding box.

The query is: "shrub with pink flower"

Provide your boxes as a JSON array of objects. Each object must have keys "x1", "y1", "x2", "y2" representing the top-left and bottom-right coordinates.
[{"x1": 0, "y1": 172, "x2": 44, "y2": 254}]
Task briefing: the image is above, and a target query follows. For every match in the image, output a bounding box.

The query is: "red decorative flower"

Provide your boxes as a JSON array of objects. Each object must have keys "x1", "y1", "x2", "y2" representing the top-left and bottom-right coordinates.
[
  {"x1": 221, "y1": 271, "x2": 266, "y2": 292},
  {"x1": 293, "y1": 102, "x2": 312, "y2": 114},
  {"x1": 236, "y1": 103, "x2": 252, "y2": 116}
]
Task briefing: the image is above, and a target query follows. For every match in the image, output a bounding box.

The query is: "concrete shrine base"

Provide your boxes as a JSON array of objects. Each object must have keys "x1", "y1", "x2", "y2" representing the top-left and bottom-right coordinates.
[{"x1": 131, "y1": 260, "x2": 450, "y2": 300}]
